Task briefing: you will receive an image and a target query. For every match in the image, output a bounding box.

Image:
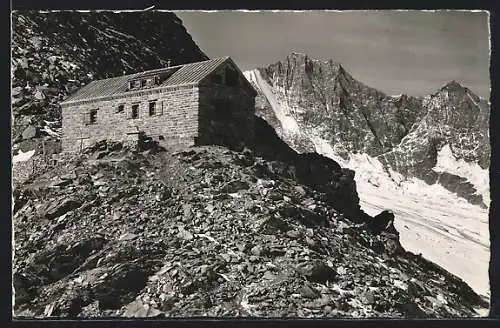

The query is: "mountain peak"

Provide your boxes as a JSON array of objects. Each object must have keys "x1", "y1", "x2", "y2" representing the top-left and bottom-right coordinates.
[
  {"x1": 286, "y1": 52, "x2": 308, "y2": 62},
  {"x1": 287, "y1": 53, "x2": 342, "y2": 66},
  {"x1": 284, "y1": 53, "x2": 345, "y2": 75},
  {"x1": 441, "y1": 80, "x2": 467, "y2": 93}
]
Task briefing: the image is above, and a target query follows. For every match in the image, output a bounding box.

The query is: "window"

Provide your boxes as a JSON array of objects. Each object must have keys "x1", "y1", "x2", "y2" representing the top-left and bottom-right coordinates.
[
  {"x1": 130, "y1": 104, "x2": 139, "y2": 119},
  {"x1": 129, "y1": 80, "x2": 142, "y2": 90},
  {"x1": 90, "y1": 109, "x2": 97, "y2": 124},
  {"x1": 145, "y1": 78, "x2": 155, "y2": 87},
  {"x1": 149, "y1": 101, "x2": 157, "y2": 116},
  {"x1": 116, "y1": 104, "x2": 124, "y2": 113},
  {"x1": 83, "y1": 109, "x2": 98, "y2": 125}
]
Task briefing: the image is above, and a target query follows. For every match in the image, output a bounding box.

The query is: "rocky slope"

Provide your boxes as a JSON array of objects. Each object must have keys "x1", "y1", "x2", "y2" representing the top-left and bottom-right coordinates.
[
  {"x1": 11, "y1": 11, "x2": 207, "y2": 159},
  {"x1": 245, "y1": 52, "x2": 490, "y2": 207},
  {"x1": 12, "y1": 136, "x2": 488, "y2": 318}
]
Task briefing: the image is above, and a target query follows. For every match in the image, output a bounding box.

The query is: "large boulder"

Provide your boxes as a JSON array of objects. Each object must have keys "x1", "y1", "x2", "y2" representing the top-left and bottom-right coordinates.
[
  {"x1": 38, "y1": 197, "x2": 83, "y2": 219},
  {"x1": 368, "y1": 210, "x2": 396, "y2": 234},
  {"x1": 22, "y1": 125, "x2": 38, "y2": 140},
  {"x1": 296, "y1": 260, "x2": 337, "y2": 283}
]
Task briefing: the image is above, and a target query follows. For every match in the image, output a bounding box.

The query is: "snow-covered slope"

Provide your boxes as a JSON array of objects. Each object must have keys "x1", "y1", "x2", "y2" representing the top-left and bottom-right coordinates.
[
  {"x1": 347, "y1": 153, "x2": 490, "y2": 297},
  {"x1": 245, "y1": 68, "x2": 490, "y2": 298},
  {"x1": 244, "y1": 70, "x2": 301, "y2": 137}
]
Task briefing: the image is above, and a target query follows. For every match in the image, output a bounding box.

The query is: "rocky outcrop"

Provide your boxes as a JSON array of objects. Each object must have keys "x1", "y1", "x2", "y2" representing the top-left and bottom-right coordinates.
[
  {"x1": 12, "y1": 142, "x2": 487, "y2": 318},
  {"x1": 251, "y1": 117, "x2": 362, "y2": 219}
]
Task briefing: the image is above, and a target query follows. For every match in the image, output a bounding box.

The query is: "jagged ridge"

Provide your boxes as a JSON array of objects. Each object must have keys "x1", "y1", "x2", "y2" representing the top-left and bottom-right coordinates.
[{"x1": 249, "y1": 53, "x2": 490, "y2": 206}]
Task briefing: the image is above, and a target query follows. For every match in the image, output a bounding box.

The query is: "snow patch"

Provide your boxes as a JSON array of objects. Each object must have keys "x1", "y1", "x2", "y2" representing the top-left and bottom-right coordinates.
[
  {"x1": 40, "y1": 126, "x2": 60, "y2": 138},
  {"x1": 12, "y1": 149, "x2": 35, "y2": 163},
  {"x1": 467, "y1": 93, "x2": 479, "y2": 106},
  {"x1": 309, "y1": 135, "x2": 347, "y2": 165},
  {"x1": 243, "y1": 70, "x2": 258, "y2": 87},
  {"x1": 249, "y1": 69, "x2": 302, "y2": 137}
]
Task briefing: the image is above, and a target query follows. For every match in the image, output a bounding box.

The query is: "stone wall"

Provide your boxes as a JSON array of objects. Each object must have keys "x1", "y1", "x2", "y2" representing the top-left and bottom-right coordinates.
[
  {"x1": 61, "y1": 85, "x2": 199, "y2": 152},
  {"x1": 197, "y1": 64, "x2": 256, "y2": 148}
]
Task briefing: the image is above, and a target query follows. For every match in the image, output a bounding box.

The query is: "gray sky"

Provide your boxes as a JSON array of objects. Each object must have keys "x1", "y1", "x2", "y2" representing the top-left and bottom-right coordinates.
[{"x1": 175, "y1": 10, "x2": 490, "y2": 99}]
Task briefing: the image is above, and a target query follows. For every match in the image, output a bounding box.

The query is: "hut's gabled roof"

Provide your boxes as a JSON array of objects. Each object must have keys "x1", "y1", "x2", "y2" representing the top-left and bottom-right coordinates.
[
  {"x1": 163, "y1": 56, "x2": 229, "y2": 86},
  {"x1": 61, "y1": 56, "x2": 254, "y2": 105}
]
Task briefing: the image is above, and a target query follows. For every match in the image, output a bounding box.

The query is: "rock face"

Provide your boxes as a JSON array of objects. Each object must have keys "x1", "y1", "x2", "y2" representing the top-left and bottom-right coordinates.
[
  {"x1": 251, "y1": 117, "x2": 363, "y2": 220},
  {"x1": 261, "y1": 54, "x2": 426, "y2": 157},
  {"x1": 12, "y1": 142, "x2": 488, "y2": 318},
  {"x1": 246, "y1": 53, "x2": 490, "y2": 206},
  {"x1": 11, "y1": 11, "x2": 208, "y2": 156}
]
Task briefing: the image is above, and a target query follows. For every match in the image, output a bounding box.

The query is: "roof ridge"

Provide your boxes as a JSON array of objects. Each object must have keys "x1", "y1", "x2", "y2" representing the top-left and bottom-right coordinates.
[
  {"x1": 92, "y1": 57, "x2": 230, "y2": 81},
  {"x1": 176, "y1": 56, "x2": 230, "y2": 68},
  {"x1": 61, "y1": 56, "x2": 234, "y2": 105}
]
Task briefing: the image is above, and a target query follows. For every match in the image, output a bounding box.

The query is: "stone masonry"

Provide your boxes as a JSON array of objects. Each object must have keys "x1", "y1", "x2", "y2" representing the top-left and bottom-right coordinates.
[{"x1": 62, "y1": 86, "x2": 199, "y2": 152}]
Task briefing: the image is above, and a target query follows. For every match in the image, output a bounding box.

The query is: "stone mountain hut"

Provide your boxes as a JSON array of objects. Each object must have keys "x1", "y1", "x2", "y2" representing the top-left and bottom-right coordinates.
[{"x1": 60, "y1": 57, "x2": 257, "y2": 152}]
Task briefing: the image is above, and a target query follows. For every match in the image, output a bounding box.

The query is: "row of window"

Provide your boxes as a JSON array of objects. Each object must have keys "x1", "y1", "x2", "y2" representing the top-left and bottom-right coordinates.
[
  {"x1": 128, "y1": 77, "x2": 159, "y2": 90},
  {"x1": 126, "y1": 69, "x2": 179, "y2": 91},
  {"x1": 83, "y1": 100, "x2": 161, "y2": 125}
]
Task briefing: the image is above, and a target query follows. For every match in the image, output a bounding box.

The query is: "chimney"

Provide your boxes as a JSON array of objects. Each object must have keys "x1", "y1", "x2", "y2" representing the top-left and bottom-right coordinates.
[{"x1": 167, "y1": 59, "x2": 172, "y2": 67}]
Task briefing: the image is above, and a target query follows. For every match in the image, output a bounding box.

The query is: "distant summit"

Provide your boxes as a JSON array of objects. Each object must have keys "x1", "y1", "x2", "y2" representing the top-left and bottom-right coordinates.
[{"x1": 442, "y1": 80, "x2": 465, "y2": 91}]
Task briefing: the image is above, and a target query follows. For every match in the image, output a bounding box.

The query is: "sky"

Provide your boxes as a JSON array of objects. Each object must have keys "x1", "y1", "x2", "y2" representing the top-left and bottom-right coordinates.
[{"x1": 175, "y1": 10, "x2": 490, "y2": 99}]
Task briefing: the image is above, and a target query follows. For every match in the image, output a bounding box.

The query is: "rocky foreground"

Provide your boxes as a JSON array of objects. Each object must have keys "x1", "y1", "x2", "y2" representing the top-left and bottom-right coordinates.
[{"x1": 12, "y1": 139, "x2": 488, "y2": 318}]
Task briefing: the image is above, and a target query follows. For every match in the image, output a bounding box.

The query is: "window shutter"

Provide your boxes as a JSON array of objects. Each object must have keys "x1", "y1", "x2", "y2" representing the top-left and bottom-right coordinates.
[
  {"x1": 126, "y1": 108, "x2": 132, "y2": 119},
  {"x1": 82, "y1": 111, "x2": 91, "y2": 125},
  {"x1": 158, "y1": 101, "x2": 164, "y2": 115}
]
